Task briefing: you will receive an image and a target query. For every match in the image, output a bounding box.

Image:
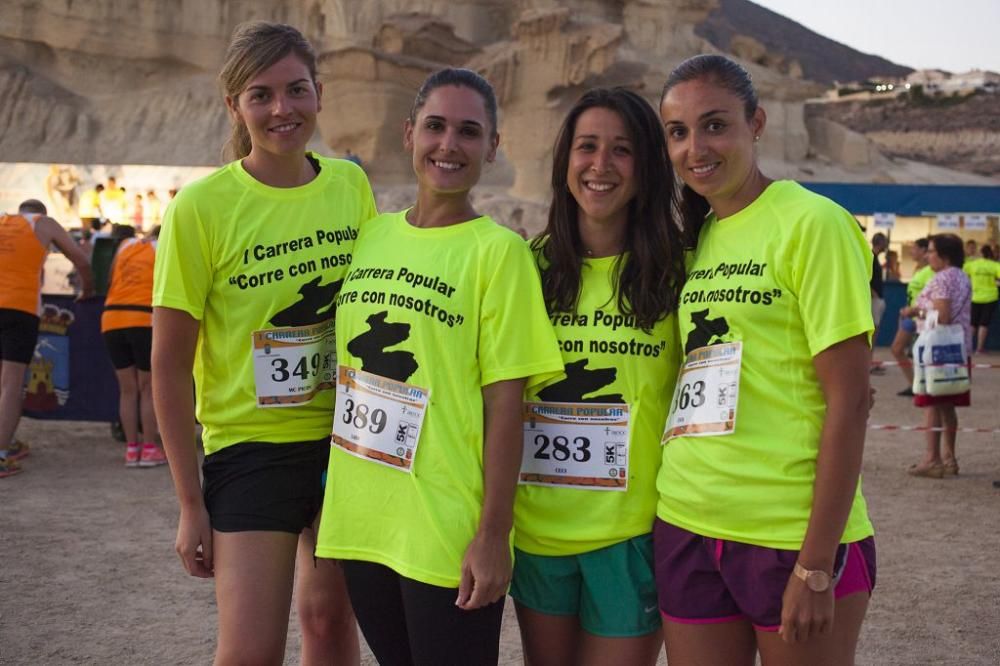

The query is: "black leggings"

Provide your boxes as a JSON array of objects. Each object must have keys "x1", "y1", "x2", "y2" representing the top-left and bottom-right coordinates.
[{"x1": 341, "y1": 560, "x2": 505, "y2": 666}]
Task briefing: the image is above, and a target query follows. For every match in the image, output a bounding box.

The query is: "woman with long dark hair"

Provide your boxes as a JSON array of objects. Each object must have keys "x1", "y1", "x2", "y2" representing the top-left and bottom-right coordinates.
[
  {"x1": 511, "y1": 88, "x2": 686, "y2": 665},
  {"x1": 654, "y1": 54, "x2": 877, "y2": 665}
]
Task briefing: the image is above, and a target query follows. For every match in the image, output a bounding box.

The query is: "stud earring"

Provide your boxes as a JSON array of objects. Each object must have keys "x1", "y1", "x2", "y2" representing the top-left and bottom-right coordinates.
[{"x1": 753, "y1": 135, "x2": 760, "y2": 142}]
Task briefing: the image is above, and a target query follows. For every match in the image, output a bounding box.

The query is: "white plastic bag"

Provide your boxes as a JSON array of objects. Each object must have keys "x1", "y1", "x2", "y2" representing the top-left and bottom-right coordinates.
[{"x1": 911, "y1": 309, "x2": 969, "y2": 396}]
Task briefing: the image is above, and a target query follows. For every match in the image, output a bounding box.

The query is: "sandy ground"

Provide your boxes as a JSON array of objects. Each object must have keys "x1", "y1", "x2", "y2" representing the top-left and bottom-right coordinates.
[{"x1": 3, "y1": 347, "x2": 1000, "y2": 665}]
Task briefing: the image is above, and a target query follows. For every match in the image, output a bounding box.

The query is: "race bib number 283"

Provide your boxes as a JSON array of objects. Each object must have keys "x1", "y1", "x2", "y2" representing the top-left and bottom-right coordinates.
[{"x1": 520, "y1": 402, "x2": 630, "y2": 491}]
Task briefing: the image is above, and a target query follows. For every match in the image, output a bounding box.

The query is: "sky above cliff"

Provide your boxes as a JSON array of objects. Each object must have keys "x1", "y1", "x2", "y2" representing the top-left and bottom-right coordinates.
[{"x1": 752, "y1": 0, "x2": 1000, "y2": 73}]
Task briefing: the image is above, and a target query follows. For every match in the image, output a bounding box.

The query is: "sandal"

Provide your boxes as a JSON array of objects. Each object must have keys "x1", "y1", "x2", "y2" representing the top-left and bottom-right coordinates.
[
  {"x1": 907, "y1": 461, "x2": 945, "y2": 478},
  {"x1": 942, "y1": 459, "x2": 959, "y2": 476}
]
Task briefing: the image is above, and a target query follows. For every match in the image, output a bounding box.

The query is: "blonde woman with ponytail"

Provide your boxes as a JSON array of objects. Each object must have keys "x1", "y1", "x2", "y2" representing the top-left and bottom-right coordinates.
[{"x1": 152, "y1": 22, "x2": 375, "y2": 664}]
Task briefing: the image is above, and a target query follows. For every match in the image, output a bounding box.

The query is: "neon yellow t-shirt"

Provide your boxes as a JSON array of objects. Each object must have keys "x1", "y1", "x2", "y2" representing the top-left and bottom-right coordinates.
[
  {"x1": 152, "y1": 155, "x2": 376, "y2": 454},
  {"x1": 963, "y1": 258, "x2": 1000, "y2": 304},
  {"x1": 907, "y1": 265, "x2": 933, "y2": 306},
  {"x1": 78, "y1": 189, "x2": 102, "y2": 218},
  {"x1": 515, "y1": 254, "x2": 681, "y2": 556},
  {"x1": 100, "y1": 187, "x2": 127, "y2": 224},
  {"x1": 656, "y1": 180, "x2": 875, "y2": 549},
  {"x1": 316, "y1": 211, "x2": 564, "y2": 587}
]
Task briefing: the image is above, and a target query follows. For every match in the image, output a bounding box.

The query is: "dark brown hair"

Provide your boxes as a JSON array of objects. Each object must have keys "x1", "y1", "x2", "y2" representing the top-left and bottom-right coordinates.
[
  {"x1": 409, "y1": 68, "x2": 498, "y2": 137},
  {"x1": 531, "y1": 88, "x2": 686, "y2": 331},
  {"x1": 660, "y1": 55, "x2": 759, "y2": 247},
  {"x1": 930, "y1": 233, "x2": 965, "y2": 268}
]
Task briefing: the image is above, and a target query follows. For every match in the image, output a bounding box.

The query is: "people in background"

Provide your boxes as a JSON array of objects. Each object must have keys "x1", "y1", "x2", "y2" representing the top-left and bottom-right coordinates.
[
  {"x1": 0, "y1": 200, "x2": 94, "y2": 477},
  {"x1": 883, "y1": 249, "x2": 901, "y2": 281},
  {"x1": 892, "y1": 238, "x2": 932, "y2": 396},
  {"x1": 899, "y1": 233, "x2": 971, "y2": 478},
  {"x1": 869, "y1": 232, "x2": 888, "y2": 371},
  {"x1": 962, "y1": 244, "x2": 1000, "y2": 354},
  {"x1": 102, "y1": 225, "x2": 164, "y2": 468}
]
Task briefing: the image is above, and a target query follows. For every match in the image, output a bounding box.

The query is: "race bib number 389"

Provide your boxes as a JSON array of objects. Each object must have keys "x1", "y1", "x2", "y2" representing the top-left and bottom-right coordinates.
[
  {"x1": 252, "y1": 320, "x2": 336, "y2": 407},
  {"x1": 520, "y1": 402, "x2": 630, "y2": 491},
  {"x1": 332, "y1": 366, "x2": 429, "y2": 472}
]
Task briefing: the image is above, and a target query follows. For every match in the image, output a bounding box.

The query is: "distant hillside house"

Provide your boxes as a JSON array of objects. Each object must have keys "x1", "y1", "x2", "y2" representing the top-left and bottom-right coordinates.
[{"x1": 907, "y1": 69, "x2": 1000, "y2": 95}]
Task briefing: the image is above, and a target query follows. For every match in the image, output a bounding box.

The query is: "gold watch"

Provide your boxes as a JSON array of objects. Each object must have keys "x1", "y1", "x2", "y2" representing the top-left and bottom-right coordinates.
[{"x1": 793, "y1": 562, "x2": 832, "y2": 592}]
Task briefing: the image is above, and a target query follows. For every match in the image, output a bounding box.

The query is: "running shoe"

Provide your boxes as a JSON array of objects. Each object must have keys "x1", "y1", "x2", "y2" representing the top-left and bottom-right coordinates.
[
  {"x1": 0, "y1": 456, "x2": 22, "y2": 478},
  {"x1": 5, "y1": 439, "x2": 30, "y2": 461},
  {"x1": 139, "y1": 443, "x2": 168, "y2": 468},
  {"x1": 125, "y1": 442, "x2": 141, "y2": 468}
]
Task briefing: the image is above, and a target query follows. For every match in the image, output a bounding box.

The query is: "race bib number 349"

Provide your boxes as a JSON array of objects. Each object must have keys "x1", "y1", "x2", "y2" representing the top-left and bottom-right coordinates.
[
  {"x1": 332, "y1": 366, "x2": 429, "y2": 472},
  {"x1": 252, "y1": 320, "x2": 336, "y2": 407},
  {"x1": 662, "y1": 341, "x2": 742, "y2": 442},
  {"x1": 520, "y1": 402, "x2": 630, "y2": 491}
]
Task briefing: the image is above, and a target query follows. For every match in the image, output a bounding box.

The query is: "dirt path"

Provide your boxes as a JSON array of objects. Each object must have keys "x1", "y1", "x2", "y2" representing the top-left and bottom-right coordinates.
[{"x1": 3, "y1": 348, "x2": 999, "y2": 664}]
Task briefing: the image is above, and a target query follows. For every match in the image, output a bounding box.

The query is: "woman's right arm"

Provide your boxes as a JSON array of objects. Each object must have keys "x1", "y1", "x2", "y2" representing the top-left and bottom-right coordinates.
[{"x1": 152, "y1": 306, "x2": 214, "y2": 578}]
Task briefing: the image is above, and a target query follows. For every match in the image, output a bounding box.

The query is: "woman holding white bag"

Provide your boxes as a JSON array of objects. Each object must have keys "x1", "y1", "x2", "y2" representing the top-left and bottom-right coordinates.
[{"x1": 899, "y1": 233, "x2": 972, "y2": 478}]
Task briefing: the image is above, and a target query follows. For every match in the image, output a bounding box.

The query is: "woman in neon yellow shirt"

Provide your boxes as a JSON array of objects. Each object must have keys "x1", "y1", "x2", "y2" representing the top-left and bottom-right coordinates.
[
  {"x1": 315, "y1": 68, "x2": 563, "y2": 665},
  {"x1": 510, "y1": 88, "x2": 685, "y2": 665},
  {"x1": 962, "y1": 244, "x2": 1000, "y2": 354},
  {"x1": 655, "y1": 54, "x2": 876, "y2": 665},
  {"x1": 152, "y1": 22, "x2": 374, "y2": 665}
]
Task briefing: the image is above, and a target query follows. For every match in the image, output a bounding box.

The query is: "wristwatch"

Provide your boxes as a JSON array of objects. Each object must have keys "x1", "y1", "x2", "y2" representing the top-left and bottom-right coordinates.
[{"x1": 793, "y1": 562, "x2": 832, "y2": 592}]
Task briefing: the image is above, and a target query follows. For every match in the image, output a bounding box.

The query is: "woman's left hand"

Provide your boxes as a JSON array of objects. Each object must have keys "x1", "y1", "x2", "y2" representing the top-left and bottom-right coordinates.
[
  {"x1": 455, "y1": 530, "x2": 511, "y2": 611},
  {"x1": 778, "y1": 572, "x2": 835, "y2": 644}
]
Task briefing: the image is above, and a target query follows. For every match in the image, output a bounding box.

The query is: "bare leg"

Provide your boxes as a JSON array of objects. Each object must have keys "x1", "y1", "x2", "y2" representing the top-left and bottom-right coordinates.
[
  {"x1": 890, "y1": 328, "x2": 914, "y2": 386},
  {"x1": 0, "y1": 360, "x2": 29, "y2": 448},
  {"x1": 114, "y1": 366, "x2": 139, "y2": 444},
  {"x1": 922, "y1": 407, "x2": 942, "y2": 464},
  {"x1": 136, "y1": 369, "x2": 158, "y2": 443},
  {"x1": 515, "y1": 602, "x2": 580, "y2": 665},
  {"x1": 976, "y1": 325, "x2": 988, "y2": 354},
  {"x1": 579, "y1": 628, "x2": 662, "y2": 666},
  {"x1": 939, "y1": 404, "x2": 958, "y2": 463},
  {"x1": 213, "y1": 530, "x2": 299, "y2": 666},
  {"x1": 756, "y1": 591, "x2": 868, "y2": 666},
  {"x1": 296, "y1": 522, "x2": 360, "y2": 666},
  {"x1": 662, "y1": 618, "x2": 756, "y2": 666}
]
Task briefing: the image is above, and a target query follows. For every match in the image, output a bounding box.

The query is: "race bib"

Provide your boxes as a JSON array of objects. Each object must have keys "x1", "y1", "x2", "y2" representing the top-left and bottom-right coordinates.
[
  {"x1": 252, "y1": 320, "x2": 336, "y2": 407},
  {"x1": 662, "y1": 341, "x2": 741, "y2": 442},
  {"x1": 332, "y1": 366, "x2": 429, "y2": 472},
  {"x1": 520, "y1": 401, "x2": 630, "y2": 491}
]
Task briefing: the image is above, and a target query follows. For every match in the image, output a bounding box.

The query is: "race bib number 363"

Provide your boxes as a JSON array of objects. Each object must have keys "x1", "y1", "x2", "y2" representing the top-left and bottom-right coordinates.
[
  {"x1": 520, "y1": 402, "x2": 630, "y2": 491},
  {"x1": 252, "y1": 320, "x2": 336, "y2": 407},
  {"x1": 662, "y1": 341, "x2": 742, "y2": 442},
  {"x1": 332, "y1": 366, "x2": 429, "y2": 472}
]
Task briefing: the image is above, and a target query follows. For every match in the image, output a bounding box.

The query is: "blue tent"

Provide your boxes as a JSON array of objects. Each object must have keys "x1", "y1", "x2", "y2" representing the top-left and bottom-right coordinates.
[
  {"x1": 802, "y1": 182, "x2": 1000, "y2": 347},
  {"x1": 802, "y1": 183, "x2": 1000, "y2": 215}
]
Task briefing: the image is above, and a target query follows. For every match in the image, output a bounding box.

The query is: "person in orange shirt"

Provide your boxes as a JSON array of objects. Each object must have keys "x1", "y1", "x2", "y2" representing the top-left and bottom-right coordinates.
[
  {"x1": 0, "y1": 199, "x2": 94, "y2": 477},
  {"x1": 102, "y1": 225, "x2": 164, "y2": 468}
]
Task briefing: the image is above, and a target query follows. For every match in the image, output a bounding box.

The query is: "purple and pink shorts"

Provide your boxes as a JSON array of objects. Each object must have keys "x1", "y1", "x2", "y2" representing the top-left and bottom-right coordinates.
[{"x1": 654, "y1": 519, "x2": 876, "y2": 631}]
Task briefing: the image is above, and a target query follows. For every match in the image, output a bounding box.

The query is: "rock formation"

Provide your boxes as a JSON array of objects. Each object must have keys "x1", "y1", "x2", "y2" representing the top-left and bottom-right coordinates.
[{"x1": 0, "y1": 0, "x2": 994, "y2": 215}]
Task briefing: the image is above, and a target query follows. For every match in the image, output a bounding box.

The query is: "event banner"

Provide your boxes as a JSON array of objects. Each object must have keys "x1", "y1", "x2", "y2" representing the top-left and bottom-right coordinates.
[{"x1": 23, "y1": 295, "x2": 119, "y2": 422}]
